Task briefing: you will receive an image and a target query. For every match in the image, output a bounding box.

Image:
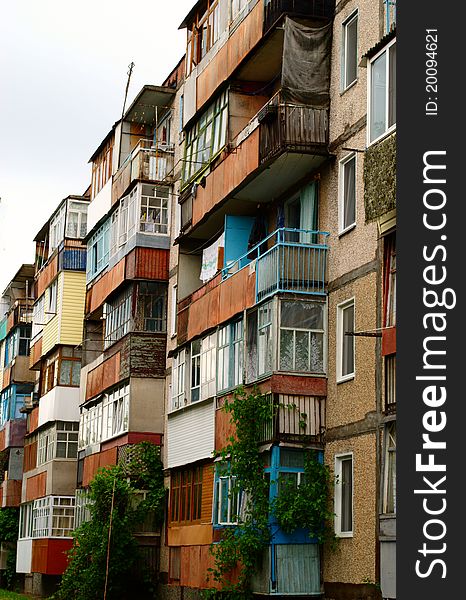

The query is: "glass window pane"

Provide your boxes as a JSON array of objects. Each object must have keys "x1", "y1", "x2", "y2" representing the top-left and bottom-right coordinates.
[
  {"x1": 370, "y1": 52, "x2": 387, "y2": 141},
  {"x1": 59, "y1": 361, "x2": 72, "y2": 385},
  {"x1": 388, "y1": 43, "x2": 396, "y2": 127},
  {"x1": 342, "y1": 304, "x2": 354, "y2": 376},
  {"x1": 280, "y1": 329, "x2": 294, "y2": 371},
  {"x1": 345, "y1": 16, "x2": 358, "y2": 86},
  {"x1": 341, "y1": 458, "x2": 353, "y2": 532}
]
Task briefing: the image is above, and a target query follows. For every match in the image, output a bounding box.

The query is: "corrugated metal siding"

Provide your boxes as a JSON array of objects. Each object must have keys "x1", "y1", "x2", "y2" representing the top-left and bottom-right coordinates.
[
  {"x1": 59, "y1": 271, "x2": 86, "y2": 346},
  {"x1": 42, "y1": 274, "x2": 61, "y2": 356},
  {"x1": 61, "y1": 248, "x2": 87, "y2": 271},
  {"x1": 167, "y1": 400, "x2": 215, "y2": 468},
  {"x1": 275, "y1": 544, "x2": 320, "y2": 594},
  {"x1": 125, "y1": 247, "x2": 169, "y2": 281}
]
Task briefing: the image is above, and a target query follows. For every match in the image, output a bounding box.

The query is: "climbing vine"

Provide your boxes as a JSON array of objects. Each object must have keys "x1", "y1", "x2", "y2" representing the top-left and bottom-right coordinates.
[
  {"x1": 272, "y1": 450, "x2": 335, "y2": 546},
  {"x1": 206, "y1": 389, "x2": 335, "y2": 597},
  {"x1": 0, "y1": 507, "x2": 20, "y2": 590},
  {"x1": 206, "y1": 387, "x2": 273, "y2": 597},
  {"x1": 56, "y1": 442, "x2": 165, "y2": 600}
]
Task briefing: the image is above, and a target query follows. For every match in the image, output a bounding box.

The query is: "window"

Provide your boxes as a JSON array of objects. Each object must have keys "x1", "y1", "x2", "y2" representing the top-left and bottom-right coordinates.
[
  {"x1": 170, "y1": 466, "x2": 203, "y2": 523},
  {"x1": 200, "y1": 333, "x2": 217, "y2": 400},
  {"x1": 337, "y1": 299, "x2": 355, "y2": 382},
  {"x1": 0, "y1": 386, "x2": 28, "y2": 426},
  {"x1": 87, "y1": 219, "x2": 110, "y2": 282},
  {"x1": 40, "y1": 347, "x2": 82, "y2": 395},
  {"x1": 19, "y1": 502, "x2": 34, "y2": 539},
  {"x1": 369, "y1": 39, "x2": 396, "y2": 143},
  {"x1": 171, "y1": 350, "x2": 186, "y2": 410},
  {"x1": 382, "y1": 422, "x2": 396, "y2": 514},
  {"x1": 186, "y1": 0, "x2": 224, "y2": 75},
  {"x1": 66, "y1": 200, "x2": 88, "y2": 239},
  {"x1": 140, "y1": 185, "x2": 169, "y2": 234},
  {"x1": 385, "y1": 354, "x2": 396, "y2": 414},
  {"x1": 170, "y1": 284, "x2": 177, "y2": 337},
  {"x1": 91, "y1": 140, "x2": 113, "y2": 199},
  {"x1": 136, "y1": 282, "x2": 167, "y2": 332},
  {"x1": 383, "y1": 233, "x2": 396, "y2": 327},
  {"x1": 182, "y1": 90, "x2": 228, "y2": 184},
  {"x1": 342, "y1": 11, "x2": 358, "y2": 90},
  {"x1": 216, "y1": 474, "x2": 241, "y2": 525},
  {"x1": 246, "y1": 302, "x2": 273, "y2": 383},
  {"x1": 37, "y1": 422, "x2": 79, "y2": 465},
  {"x1": 335, "y1": 454, "x2": 353, "y2": 536},
  {"x1": 279, "y1": 301, "x2": 325, "y2": 374},
  {"x1": 191, "y1": 340, "x2": 201, "y2": 403},
  {"x1": 104, "y1": 286, "x2": 132, "y2": 348},
  {"x1": 32, "y1": 295, "x2": 45, "y2": 341},
  {"x1": 217, "y1": 319, "x2": 244, "y2": 393},
  {"x1": 231, "y1": 0, "x2": 247, "y2": 21},
  {"x1": 4, "y1": 324, "x2": 31, "y2": 366},
  {"x1": 47, "y1": 280, "x2": 58, "y2": 322},
  {"x1": 339, "y1": 153, "x2": 356, "y2": 233},
  {"x1": 102, "y1": 384, "x2": 130, "y2": 439},
  {"x1": 75, "y1": 489, "x2": 93, "y2": 528},
  {"x1": 79, "y1": 402, "x2": 103, "y2": 449},
  {"x1": 32, "y1": 496, "x2": 75, "y2": 538},
  {"x1": 49, "y1": 204, "x2": 66, "y2": 253}
]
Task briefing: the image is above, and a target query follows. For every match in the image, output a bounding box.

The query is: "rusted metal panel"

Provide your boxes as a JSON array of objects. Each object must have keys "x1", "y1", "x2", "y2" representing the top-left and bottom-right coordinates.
[
  {"x1": 82, "y1": 446, "x2": 118, "y2": 487},
  {"x1": 25, "y1": 471, "x2": 47, "y2": 502},
  {"x1": 270, "y1": 374, "x2": 327, "y2": 397},
  {"x1": 180, "y1": 545, "x2": 217, "y2": 590},
  {"x1": 1, "y1": 367, "x2": 11, "y2": 391},
  {"x1": 29, "y1": 336, "x2": 43, "y2": 370},
  {"x1": 86, "y1": 352, "x2": 121, "y2": 401},
  {"x1": 35, "y1": 255, "x2": 58, "y2": 299},
  {"x1": 192, "y1": 128, "x2": 260, "y2": 229},
  {"x1": 10, "y1": 355, "x2": 35, "y2": 385},
  {"x1": 1, "y1": 479, "x2": 22, "y2": 507},
  {"x1": 382, "y1": 326, "x2": 396, "y2": 356},
  {"x1": 32, "y1": 538, "x2": 72, "y2": 575},
  {"x1": 0, "y1": 430, "x2": 5, "y2": 452},
  {"x1": 28, "y1": 407, "x2": 39, "y2": 434},
  {"x1": 129, "y1": 333, "x2": 166, "y2": 378},
  {"x1": 215, "y1": 406, "x2": 236, "y2": 452},
  {"x1": 196, "y1": 0, "x2": 263, "y2": 111},
  {"x1": 125, "y1": 247, "x2": 169, "y2": 281},
  {"x1": 23, "y1": 441, "x2": 37, "y2": 473},
  {"x1": 86, "y1": 257, "x2": 125, "y2": 314}
]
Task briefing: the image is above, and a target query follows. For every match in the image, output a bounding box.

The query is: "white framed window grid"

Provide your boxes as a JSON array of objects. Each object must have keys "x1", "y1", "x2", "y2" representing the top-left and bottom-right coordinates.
[
  {"x1": 339, "y1": 153, "x2": 356, "y2": 234},
  {"x1": 334, "y1": 453, "x2": 353, "y2": 537},
  {"x1": 368, "y1": 38, "x2": 396, "y2": 144},
  {"x1": 341, "y1": 10, "x2": 358, "y2": 90},
  {"x1": 336, "y1": 298, "x2": 355, "y2": 382}
]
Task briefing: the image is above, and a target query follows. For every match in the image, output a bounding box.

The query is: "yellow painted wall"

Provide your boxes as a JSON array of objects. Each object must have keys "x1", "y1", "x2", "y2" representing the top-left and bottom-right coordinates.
[
  {"x1": 42, "y1": 275, "x2": 61, "y2": 357},
  {"x1": 59, "y1": 271, "x2": 86, "y2": 346}
]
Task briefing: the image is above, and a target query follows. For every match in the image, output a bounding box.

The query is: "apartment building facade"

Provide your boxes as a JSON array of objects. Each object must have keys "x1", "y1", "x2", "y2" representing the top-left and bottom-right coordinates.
[
  {"x1": 163, "y1": 0, "x2": 396, "y2": 599},
  {"x1": 16, "y1": 194, "x2": 89, "y2": 596}
]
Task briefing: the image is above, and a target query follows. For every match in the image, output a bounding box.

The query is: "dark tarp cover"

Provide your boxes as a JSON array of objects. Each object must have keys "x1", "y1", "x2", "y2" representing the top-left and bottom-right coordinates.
[{"x1": 281, "y1": 18, "x2": 332, "y2": 107}]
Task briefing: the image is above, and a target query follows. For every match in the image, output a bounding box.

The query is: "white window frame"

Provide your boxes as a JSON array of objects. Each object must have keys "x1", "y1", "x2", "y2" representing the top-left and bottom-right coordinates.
[
  {"x1": 47, "y1": 279, "x2": 58, "y2": 322},
  {"x1": 171, "y1": 350, "x2": 186, "y2": 410},
  {"x1": 336, "y1": 298, "x2": 355, "y2": 383},
  {"x1": 102, "y1": 384, "x2": 129, "y2": 440},
  {"x1": 191, "y1": 340, "x2": 201, "y2": 403},
  {"x1": 104, "y1": 286, "x2": 132, "y2": 349},
  {"x1": 216, "y1": 474, "x2": 241, "y2": 525},
  {"x1": 32, "y1": 496, "x2": 75, "y2": 538},
  {"x1": 382, "y1": 421, "x2": 396, "y2": 514},
  {"x1": 19, "y1": 502, "x2": 34, "y2": 539},
  {"x1": 341, "y1": 10, "x2": 358, "y2": 91},
  {"x1": 200, "y1": 333, "x2": 217, "y2": 400},
  {"x1": 49, "y1": 204, "x2": 66, "y2": 253},
  {"x1": 170, "y1": 284, "x2": 178, "y2": 337},
  {"x1": 66, "y1": 200, "x2": 88, "y2": 239},
  {"x1": 32, "y1": 294, "x2": 46, "y2": 342},
  {"x1": 367, "y1": 37, "x2": 397, "y2": 145},
  {"x1": 334, "y1": 453, "x2": 353, "y2": 537},
  {"x1": 338, "y1": 153, "x2": 357, "y2": 234}
]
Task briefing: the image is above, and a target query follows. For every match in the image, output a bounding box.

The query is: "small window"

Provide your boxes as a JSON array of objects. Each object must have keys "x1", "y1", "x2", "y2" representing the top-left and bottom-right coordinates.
[
  {"x1": 47, "y1": 280, "x2": 58, "y2": 321},
  {"x1": 337, "y1": 299, "x2": 355, "y2": 382},
  {"x1": 191, "y1": 340, "x2": 201, "y2": 402},
  {"x1": 369, "y1": 39, "x2": 396, "y2": 143},
  {"x1": 335, "y1": 454, "x2": 353, "y2": 536},
  {"x1": 216, "y1": 475, "x2": 241, "y2": 525},
  {"x1": 171, "y1": 350, "x2": 186, "y2": 410},
  {"x1": 339, "y1": 153, "x2": 356, "y2": 233},
  {"x1": 342, "y1": 11, "x2": 358, "y2": 90},
  {"x1": 382, "y1": 422, "x2": 396, "y2": 514},
  {"x1": 170, "y1": 466, "x2": 203, "y2": 524}
]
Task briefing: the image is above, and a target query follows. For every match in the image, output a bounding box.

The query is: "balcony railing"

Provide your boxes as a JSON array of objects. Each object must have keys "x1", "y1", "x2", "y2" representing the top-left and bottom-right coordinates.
[
  {"x1": 260, "y1": 393, "x2": 325, "y2": 444},
  {"x1": 223, "y1": 228, "x2": 329, "y2": 302},
  {"x1": 263, "y1": 0, "x2": 335, "y2": 35},
  {"x1": 259, "y1": 93, "x2": 329, "y2": 163}
]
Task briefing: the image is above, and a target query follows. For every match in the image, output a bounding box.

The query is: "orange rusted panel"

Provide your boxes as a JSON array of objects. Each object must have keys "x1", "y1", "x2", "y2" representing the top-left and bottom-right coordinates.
[
  {"x1": 196, "y1": 1, "x2": 263, "y2": 111},
  {"x1": 180, "y1": 545, "x2": 218, "y2": 590},
  {"x1": 1, "y1": 366, "x2": 11, "y2": 391},
  {"x1": 32, "y1": 538, "x2": 72, "y2": 575},
  {"x1": 35, "y1": 255, "x2": 58, "y2": 299},
  {"x1": 1, "y1": 479, "x2": 22, "y2": 507},
  {"x1": 25, "y1": 471, "x2": 47, "y2": 502},
  {"x1": 86, "y1": 258, "x2": 125, "y2": 314},
  {"x1": 187, "y1": 285, "x2": 220, "y2": 341},
  {"x1": 215, "y1": 406, "x2": 236, "y2": 452},
  {"x1": 29, "y1": 336, "x2": 43, "y2": 370},
  {"x1": 6, "y1": 312, "x2": 14, "y2": 334},
  {"x1": 270, "y1": 374, "x2": 328, "y2": 397},
  {"x1": 382, "y1": 326, "x2": 396, "y2": 356},
  {"x1": 28, "y1": 407, "x2": 39, "y2": 434},
  {"x1": 0, "y1": 430, "x2": 5, "y2": 452},
  {"x1": 168, "y1": 524, "x2": 213, "y2": 547},
  {"x1": 86, "y1": 351, "x2": 121, "y2": 401},
  {"x1": 192, "y1": 129, "x2": 260, "y2": 228},
  {"x1": 82, "y1": 447, "x2": 118, "y2": 487},
  {"x1": 125, "y1": 247, "x2": 169, "y2": 281},
  {"x1": 23, "y1": 441, "x2": 38, "y2": 473},
  {"x1": 201, "y1": 463, "x2": 214, "y2": 524}
]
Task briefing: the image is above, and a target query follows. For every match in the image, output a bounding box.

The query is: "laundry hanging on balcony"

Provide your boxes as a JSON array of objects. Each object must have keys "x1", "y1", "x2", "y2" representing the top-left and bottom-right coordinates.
[
  {"x1": 281, "y1": 18, "x2": 332, "y2": 107},
  {"x1": 200, "y1": 232, "x2": 225, "y2": 283}
]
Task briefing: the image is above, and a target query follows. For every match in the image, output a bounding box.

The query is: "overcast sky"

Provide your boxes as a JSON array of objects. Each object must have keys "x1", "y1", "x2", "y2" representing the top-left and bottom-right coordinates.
[{"x1": 0, "y1": 0, "x2": 194, "y2": 293}]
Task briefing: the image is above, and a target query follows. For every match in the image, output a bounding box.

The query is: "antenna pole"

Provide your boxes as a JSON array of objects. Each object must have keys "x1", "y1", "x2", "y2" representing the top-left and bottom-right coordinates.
[{"x1": 122, "y1": 61, "x2": 135, "y2": 118}]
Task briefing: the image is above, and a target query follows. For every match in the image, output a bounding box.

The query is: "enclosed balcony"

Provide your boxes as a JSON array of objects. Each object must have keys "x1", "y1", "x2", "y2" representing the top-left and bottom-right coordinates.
[
  {"x1": 112, "y1": 139, "x2": 174, "y2": 203},
  {"x1": 264, "y1": 0, "x2": 336, "y2": 35}
]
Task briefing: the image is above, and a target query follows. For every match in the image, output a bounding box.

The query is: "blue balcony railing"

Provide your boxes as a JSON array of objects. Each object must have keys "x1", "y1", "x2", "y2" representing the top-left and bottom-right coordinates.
[{"x1": 222, "y1": 227, "x2": 329, "y2": 302}]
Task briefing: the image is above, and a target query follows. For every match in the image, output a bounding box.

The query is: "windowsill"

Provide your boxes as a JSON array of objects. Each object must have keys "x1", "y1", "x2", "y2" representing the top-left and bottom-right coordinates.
[
  {"x1": 168, "y1": 395, "x2": 214, "y2": 417},
  {"x1": 338, "y1": 223, "x2": 356, "y2": 238},
  {"x1": 337, "y1": 373, "x2": 355, "y2": 385},
  {"x1": 340, "y1": 78, "x2": 358, "y2": 95},
  {"x1": 367, "y1": 125, "x2": 396, "y2": 148},
  {"x1": 336, "y1": 531, "x2": 353, "y2": 538}
]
